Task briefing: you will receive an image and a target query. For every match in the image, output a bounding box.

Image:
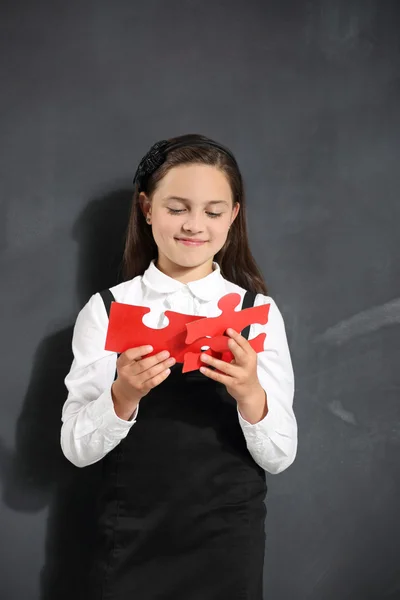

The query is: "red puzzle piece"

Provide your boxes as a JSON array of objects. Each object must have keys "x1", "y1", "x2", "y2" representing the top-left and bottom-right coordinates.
[
  {"x1": 181, "y1": 332, "x2": 267, "y2": 372},
  {"x1": 105, "y1": 302, "x2": 203, "y2": 358},
  {"x1": 181, "y1": 293, "x2": 270, "y2": 372},
  {"x1": 185, "y1": 294, "x2": 270, "y2": 344},
  {"x1": 104, "y1": 293, "x2": 271, "y2": 373}
]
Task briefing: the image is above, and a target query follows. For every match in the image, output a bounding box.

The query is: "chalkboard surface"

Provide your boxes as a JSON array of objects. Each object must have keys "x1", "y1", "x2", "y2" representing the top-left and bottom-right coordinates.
[{"x1": 0, "y1": 1, "x2": 399, "y2": 599}]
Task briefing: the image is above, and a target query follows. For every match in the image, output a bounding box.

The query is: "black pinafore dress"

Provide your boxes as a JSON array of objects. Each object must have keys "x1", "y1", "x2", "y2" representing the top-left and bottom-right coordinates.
[{"x1": 90, "y1": 289, "x2": 267, "y2": 600}]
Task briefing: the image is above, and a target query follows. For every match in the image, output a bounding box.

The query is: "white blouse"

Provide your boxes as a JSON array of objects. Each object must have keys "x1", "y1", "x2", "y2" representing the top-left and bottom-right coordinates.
[{"x1": 61, "y1": 259, "x2": 297, "y2": 475}]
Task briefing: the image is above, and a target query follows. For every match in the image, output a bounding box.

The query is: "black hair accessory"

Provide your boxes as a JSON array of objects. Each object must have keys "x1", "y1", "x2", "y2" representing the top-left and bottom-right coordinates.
[
  {"x1": 133, "y1": 136, "x2": 238, "y2": 192},
  {"x1": 133, "y1": 140, "x2": 170, "y2": 192}
]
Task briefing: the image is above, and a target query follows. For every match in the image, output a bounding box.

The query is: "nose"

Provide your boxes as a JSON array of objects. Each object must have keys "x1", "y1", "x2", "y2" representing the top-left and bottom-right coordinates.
[{"x1": 181, "y1": 212, "x2": 205, "y2": 233}]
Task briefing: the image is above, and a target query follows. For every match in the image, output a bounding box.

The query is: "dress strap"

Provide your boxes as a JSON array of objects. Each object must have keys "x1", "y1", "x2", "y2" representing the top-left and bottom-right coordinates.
[
  {"x1": 99, "y1": 288, "x2": 116, "y2": 318},
  {"x1": 240, "y1": 290, "x2": 257, "y2": 340},
  {"x1": 99, "y1": 289, "x2": 118, "y2": 380}
]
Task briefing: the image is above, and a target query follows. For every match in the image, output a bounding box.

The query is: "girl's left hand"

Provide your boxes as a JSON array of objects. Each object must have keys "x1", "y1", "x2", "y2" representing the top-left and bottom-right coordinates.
[{"x1": 199, "y1": 328, "x2": 262, "y2": 405}]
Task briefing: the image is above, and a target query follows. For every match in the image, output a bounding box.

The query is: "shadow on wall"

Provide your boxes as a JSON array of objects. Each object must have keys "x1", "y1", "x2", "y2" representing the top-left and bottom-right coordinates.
[{"x1": 0, "y1": 189, "x2": 132, "y2": 600}]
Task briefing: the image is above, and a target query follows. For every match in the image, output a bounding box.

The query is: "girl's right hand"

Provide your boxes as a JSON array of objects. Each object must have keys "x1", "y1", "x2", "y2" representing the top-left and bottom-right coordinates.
[{"x1": 111, "y1": 345, "x2": 176, "y2": 420}]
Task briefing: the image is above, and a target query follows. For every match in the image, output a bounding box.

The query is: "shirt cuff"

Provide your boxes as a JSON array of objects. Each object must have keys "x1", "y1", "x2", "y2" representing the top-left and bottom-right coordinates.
[
  {"x1": 88, "y1": 388, "x2": 139, "y2": 435},
  {"x1": 237, "y1": 402, "x2": 280, "y2": 438}
]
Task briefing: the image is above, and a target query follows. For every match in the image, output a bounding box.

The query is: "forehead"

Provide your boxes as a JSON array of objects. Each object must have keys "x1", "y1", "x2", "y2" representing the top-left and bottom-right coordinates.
[{"x1": 154, "y1": 164, "x2": 232, "y2": 204}]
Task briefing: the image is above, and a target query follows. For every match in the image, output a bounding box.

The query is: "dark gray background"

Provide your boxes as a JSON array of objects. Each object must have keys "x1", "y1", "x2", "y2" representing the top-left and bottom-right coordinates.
[{"x1": 1, "y1": 1, "x2": 399, "y2": 599}]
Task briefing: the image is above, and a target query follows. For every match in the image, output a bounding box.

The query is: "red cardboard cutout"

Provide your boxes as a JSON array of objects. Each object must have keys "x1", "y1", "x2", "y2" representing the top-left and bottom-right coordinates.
[{"x1": 104, "y1": 293, "x2": 270, "y2": 373}]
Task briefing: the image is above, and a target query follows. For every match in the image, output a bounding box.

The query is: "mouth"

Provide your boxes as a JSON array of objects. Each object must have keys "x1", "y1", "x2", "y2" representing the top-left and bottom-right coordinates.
[{"x1": 175, "y1": 238, "x2": 208, "y2": 246}]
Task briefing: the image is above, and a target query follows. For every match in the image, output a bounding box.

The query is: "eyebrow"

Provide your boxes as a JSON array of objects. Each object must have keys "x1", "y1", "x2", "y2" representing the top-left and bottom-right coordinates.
[{"x1": 162, "y1": 196, "x2": 229, "y2": 207}]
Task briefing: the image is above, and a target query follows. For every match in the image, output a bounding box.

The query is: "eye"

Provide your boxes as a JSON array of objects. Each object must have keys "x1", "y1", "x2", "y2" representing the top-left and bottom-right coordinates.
[{"x1": 167, "y1": 208, "x2": 222, "y2": 218}]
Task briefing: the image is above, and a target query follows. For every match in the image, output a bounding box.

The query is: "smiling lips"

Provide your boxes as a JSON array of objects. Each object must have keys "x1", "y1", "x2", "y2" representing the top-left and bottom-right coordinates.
[{"x1": 175, "y1": 238, "x2": 207, "y2": 246}]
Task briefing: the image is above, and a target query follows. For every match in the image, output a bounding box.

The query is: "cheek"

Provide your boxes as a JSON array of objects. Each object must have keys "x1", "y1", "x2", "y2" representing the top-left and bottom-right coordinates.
[
  {"x1": 205, "y1": 218, "x2": 230, "y2": 240},
  {"x1": 154, "y1": 215, "x2": 176, "y2": 235},
  {"x1": 215, "y1": 217, "x2": 231, "y2": 234}
]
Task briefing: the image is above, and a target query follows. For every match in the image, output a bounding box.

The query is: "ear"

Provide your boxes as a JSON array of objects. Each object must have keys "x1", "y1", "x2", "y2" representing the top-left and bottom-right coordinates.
[
  {"x1": 139, "y1": 192, "x2": 152, "y2": 219},
  {"x1": 231, "y1": 202, "x2": 240, "y2": 224}
]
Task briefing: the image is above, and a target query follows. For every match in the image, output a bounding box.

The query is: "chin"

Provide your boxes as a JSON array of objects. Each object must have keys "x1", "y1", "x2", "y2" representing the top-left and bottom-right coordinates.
[
  {"x1": 174, "y1": 256, "x2": 209, "y2": 268},
  {"x1": 167, "y1": 249, "x2": 215, "y2": 268}
]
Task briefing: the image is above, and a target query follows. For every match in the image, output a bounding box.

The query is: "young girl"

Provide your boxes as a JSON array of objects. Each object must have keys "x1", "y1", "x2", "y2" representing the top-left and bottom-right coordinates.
[{"x1": 61, "y1": 133, "x2": 297, "y2": 600}]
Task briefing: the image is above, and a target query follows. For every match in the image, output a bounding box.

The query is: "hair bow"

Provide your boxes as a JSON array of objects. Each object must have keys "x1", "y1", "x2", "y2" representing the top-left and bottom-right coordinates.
[{"x1": 133, "y1": 140, "x2": 170, "y2": 191}]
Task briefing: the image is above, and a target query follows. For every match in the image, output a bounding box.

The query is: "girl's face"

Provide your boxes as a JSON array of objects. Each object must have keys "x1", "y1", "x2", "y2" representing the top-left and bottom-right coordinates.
[{"x1": 140, "y1": 164, "x2": 240, "y2": 281}]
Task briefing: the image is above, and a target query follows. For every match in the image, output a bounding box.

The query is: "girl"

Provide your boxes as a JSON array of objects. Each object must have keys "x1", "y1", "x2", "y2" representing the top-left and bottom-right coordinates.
[{"x1": 61, "y1": 133, "x2": 297, "y2": 600}]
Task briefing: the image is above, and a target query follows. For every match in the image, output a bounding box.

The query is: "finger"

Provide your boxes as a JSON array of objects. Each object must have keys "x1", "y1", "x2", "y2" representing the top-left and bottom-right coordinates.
[
  {"x1": 225, "y1": 332, "x2": 247, "y2": 363},
  {"x1": 137, "y1": 349, "x2": 172, "y2": 372},
  {"x1": 142, "y1": 360, "x2": 174, "y2": 385},
  {"x1": 226, "y1": 328, "x2": 250, "y2": 351},
  {"x1": 147, "y1": 366, "x2": 172, "y2": 388},
  {"x1": 144, "y1": 355, "x2": 175, "y2": 380},
  {"x1": 200, "y1": 365, "x2": 230, "y2": 385},
  {"x1": 200, "y1": 353, "x2": 236, "y2": 376},
  {"x1": 128, "y1": 361, "x2": 172, "y2": 393},
  {"x1": 119, "y1": 348, "x2": 172, "y2": 375},
  {"x1": 127, "y1": 354, "x2": 175, "y2": 388},
  {"x1": 121, "y1": 345, "x2": 154, "y2": 364}
]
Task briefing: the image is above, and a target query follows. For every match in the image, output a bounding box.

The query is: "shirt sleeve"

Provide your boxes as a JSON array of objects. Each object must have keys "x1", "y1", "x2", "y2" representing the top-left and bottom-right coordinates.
[
  {"x1": 61, "y1": 293, "x2": 139, "y2": 468},
  {"x1": 237, "y1": 295, "x2": 297, "y2": 475}
]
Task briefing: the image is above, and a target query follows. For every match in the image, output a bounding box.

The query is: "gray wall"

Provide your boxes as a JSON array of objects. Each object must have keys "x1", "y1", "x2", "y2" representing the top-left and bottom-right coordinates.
[{"x1": 1, "y1": 1, "x2": 399, "y2": 599}]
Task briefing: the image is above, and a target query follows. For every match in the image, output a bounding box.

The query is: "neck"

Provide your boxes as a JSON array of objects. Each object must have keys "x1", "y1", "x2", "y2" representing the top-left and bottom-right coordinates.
[{"x1": 155, "y1": 256, "x2": 214, "y2": 284}]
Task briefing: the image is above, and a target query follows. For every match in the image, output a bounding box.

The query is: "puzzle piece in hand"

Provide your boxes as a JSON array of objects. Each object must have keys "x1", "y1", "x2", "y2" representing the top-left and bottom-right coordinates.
[
  {"x1": 185, "y1": 293, "x2": 270, "y2": 344},
  {"x1": 104, "y1": 293, "x2": 270, "y2": 373},
  {"x1": 104, "y1": 305, "x2": 232, "y2": 363},
  {"x1": 181, "y1": 293, "x2": 270, "y2": 372},
  {"x1": 104, "y1": 302, "x2": 204, "y2": 357},
  {"x1": 181, "y1": 332, "x2": 267, "y2": 373}
]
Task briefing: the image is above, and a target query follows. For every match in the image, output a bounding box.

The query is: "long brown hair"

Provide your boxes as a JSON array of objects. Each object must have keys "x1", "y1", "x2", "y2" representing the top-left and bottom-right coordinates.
[{"x1": 122, "y1": 133, "x2": 268, "y2": 295}]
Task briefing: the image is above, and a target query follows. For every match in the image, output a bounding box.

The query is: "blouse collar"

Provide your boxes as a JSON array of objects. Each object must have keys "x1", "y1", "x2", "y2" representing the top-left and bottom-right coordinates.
[{"x1": 142, "y1": 259, "x2": 226, "y2": 301}]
